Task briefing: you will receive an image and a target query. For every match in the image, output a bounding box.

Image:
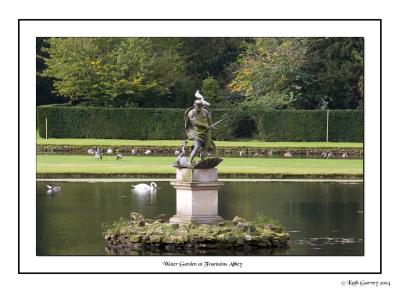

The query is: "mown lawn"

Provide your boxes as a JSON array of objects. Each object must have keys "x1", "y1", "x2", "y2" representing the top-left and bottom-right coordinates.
[
  {"x1": 36, "y1": 155, "x2": 363, "y2": 175},
  {"x1": 37, "y1": 135, "x2": 363, "y2": 149}
]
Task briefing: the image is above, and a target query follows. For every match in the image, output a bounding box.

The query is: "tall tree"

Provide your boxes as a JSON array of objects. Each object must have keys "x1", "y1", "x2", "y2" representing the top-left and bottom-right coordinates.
[
  {"x1": 297, "y1": 37, "x2": 364, "y2": 109},
  {"x1": 36, "y1": 37, "x2": 68, "y2": 105},
  {"x1": 228, "y1": 37, "x2": 364, "y2": 110},
  {"x1": 228, "y1": 38, "x2": 309, "y2": 110},
  {"x1": 42, "y1": 38, "x2": 186, "y2": 107},
  {"x1": 179, "y1": 38, "x2": 251, "y2": 87}
]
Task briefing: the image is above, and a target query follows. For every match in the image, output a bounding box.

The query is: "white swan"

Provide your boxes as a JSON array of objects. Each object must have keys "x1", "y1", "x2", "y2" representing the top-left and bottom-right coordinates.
[
  {"x1": 131, "y1": 182, "x2": 157, "y2": 190},
  {"x1": 46, "y1": 184, "x2": 60, "y2": 191}
]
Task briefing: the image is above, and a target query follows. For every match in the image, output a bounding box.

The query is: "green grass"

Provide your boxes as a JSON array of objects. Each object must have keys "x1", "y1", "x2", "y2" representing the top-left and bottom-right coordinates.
[
  {"x1": 37, "y1": 134, "x2": 363, "y2": 149},
  {"x1": 37, "y1": 155, "x2": 363, "y2": 175}
]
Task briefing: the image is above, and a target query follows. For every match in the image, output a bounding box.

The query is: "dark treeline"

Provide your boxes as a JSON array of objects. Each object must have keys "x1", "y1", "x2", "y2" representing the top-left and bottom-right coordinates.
[{"x1": 36, "y1": 37, "x2": 363, "y2": 110}]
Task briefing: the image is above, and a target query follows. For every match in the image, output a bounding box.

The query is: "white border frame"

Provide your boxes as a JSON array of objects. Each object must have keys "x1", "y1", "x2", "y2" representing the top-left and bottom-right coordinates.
[{"x1": 19, "y1": 20, "x2": 381, "y2": 273}]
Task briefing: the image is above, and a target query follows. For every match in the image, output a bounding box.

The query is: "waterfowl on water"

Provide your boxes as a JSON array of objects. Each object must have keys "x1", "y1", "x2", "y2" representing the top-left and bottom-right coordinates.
[
  {"x1": 131, "y1": 182, "x2": 158, "y2": 190},
  {"x1": 87, "y1": 148, "x2": 95, "y2": 155},
  {"x1": 132, "y1": 148, "x2": 139, "y2": 155},
  {"x1": 46, "y1": 184, "x2": 60, "y2": 191},
  {"x1": 106, "y1": 148, "x2": 113, "y2": 154},
  {"x1": 144, "y1": 150, "x2": 152, "y2": 155}
]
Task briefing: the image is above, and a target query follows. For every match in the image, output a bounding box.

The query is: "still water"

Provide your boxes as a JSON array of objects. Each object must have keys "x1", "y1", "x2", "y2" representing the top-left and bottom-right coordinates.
[{"x1": 37, "y1": 180, "x2": 363, "y2": 256}]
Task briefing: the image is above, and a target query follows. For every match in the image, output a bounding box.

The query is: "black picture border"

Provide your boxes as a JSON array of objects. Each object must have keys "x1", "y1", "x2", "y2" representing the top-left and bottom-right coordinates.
[{"x1": 19, "y1": 18, "x2": 382, "y2": 274}]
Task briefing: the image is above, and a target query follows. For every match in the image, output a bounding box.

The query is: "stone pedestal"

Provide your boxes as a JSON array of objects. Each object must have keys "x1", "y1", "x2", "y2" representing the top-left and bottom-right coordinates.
[{"x1": 169, "y1": 168, "x2": 224, "y2": 224}]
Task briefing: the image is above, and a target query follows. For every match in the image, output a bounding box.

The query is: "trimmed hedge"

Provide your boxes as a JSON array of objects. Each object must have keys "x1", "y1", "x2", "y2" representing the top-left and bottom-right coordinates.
[
  {"x1": 258, "y1": 110, "x2": 326, "y2": 141},
  {"x1": 257, "y1": 110, "x2": 363, "y2": 142},
  {"x1": 328, "y1": 110, "x2": 364, "y2": 142},
  {"x1": 37, "y1": 106, "x2": 363, "y2": 142},
  {"x1": 37, "y1": 106, "x2": 231, "y2": 140}
]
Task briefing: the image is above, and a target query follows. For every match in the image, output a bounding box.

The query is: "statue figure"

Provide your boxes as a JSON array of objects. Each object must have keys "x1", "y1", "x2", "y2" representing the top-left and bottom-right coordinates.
[
  {"x1": 184, "y1": 99, "x2": 216, "y2": 166},
  {"x1": 173, "y1": 90, "x2": 226, "y2": 169}
]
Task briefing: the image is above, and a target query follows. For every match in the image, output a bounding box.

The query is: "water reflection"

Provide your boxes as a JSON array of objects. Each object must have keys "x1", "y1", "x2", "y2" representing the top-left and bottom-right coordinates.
[
  {"x1": 46, "y1": 189, "x2": 60, "y2": 196},
  {"x1": 131, "y1": 189, "x2": 158, "y2": 205},
  {"x1": 36, "y1": 180, "x2": 363, "y2": 256}
]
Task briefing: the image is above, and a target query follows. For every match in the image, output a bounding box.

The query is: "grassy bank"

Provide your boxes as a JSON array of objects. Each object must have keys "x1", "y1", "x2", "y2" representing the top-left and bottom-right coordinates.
[
  {"x1": 37, "y1": 137, "x2": 363, "y2": 149},
  {"x1": 37, "y1": 155, "x2": 363, "y2": 178}
]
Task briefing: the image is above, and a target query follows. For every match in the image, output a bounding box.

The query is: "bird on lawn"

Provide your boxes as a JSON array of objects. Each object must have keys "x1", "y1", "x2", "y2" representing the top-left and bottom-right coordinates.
[
  {"x1": 46, "y1": 184, "x2": 60, "y2": 191},
  {"x1": 131, "y1": 182, "x2": 158, "y2": 190},
  {"x1": 116, "y1": 153, "x2": 123, "y2": 160},
  {"x1": 94, "y1": 148, "x2": 102, "y2": 160},
  {"x1": 195, "y1": 90, "x2": 211, "y2": 107},
  {"x1": 327, "y1": 152, "x2": 335, "y2": 159},
  {"x1": 144, "y1": 150, "x2": 152, "y2": 156},
  {"x1": 283, "y1": 151, "x2": 292, "y2": 158}
]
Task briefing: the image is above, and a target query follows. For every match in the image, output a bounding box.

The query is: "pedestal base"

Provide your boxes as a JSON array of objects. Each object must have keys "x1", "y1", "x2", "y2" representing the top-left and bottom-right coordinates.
[{"x1": 169, "y1": 168, "x2": 224, "y2": 225}]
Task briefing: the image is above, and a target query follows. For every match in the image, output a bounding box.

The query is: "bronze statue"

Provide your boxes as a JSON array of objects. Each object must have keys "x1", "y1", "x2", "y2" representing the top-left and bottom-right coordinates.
[
  {"x1": 184, "y1": 100, "x2": 216, "y2": 166},
  {"x1": 173, "y1": 91, "x2": 226, "y2": 169}
]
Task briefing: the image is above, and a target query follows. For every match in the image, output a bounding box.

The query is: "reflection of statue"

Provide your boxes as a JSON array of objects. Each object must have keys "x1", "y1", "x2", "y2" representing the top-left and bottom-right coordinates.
[{"x1": 184, "y1": 100, "x2": 216, "y2": 166}]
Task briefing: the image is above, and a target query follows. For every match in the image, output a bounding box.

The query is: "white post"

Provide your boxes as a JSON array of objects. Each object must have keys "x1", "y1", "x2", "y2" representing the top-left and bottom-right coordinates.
[
  {"x1": 326, "y1": 110, "x2": 329, "y2": 142},
  {"x1": 45, "y1": 118, "x2": 48, "y2": 139}
]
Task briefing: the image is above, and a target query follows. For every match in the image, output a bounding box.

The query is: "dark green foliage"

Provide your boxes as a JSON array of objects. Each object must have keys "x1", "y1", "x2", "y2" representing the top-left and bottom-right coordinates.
[
  {"x1": 229, "y1": 37, "x2": 364, "y2": 110},
  {"x1": 329, "y1": 110, "x2": 364, "y2": 142},
  {"x1": 37, "y1": 106, "x2": 363, "y2": 142},
  {"x1": 296, "y1": 38, "x2": 364, "y2": 109},
  {"x1": 257, "y1": 110, "x2": 363, "y2": 142},
  {"x1": 258, "y1": 111, "x2": 326, "y2": 141},
  {"x1": 228, "y1": 108, "x2": 258, "y2": 138},
  {"x1": 36, "y1": 37, "x2": 68, "y2": 105},
  {"x1": 37, "y1": 37, "x2": 364, "y2": 110},
  {"x1": 37, "y1": 106, "x2": 231, "y2": 140},
  {"x1": 179, "y1": 37, "x2": 250, "y2": 84}
]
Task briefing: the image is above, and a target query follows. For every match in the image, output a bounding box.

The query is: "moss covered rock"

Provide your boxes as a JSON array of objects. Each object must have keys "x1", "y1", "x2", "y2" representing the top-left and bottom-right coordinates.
[{"x1": 103, "y1": 212, "x2": 289, "y2": 252}]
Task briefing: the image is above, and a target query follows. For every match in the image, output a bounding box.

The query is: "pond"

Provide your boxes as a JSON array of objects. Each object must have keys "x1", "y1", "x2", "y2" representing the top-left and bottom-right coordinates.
[{"x1": 36, "y1": 180, "x2": 363, "y2": 256}]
